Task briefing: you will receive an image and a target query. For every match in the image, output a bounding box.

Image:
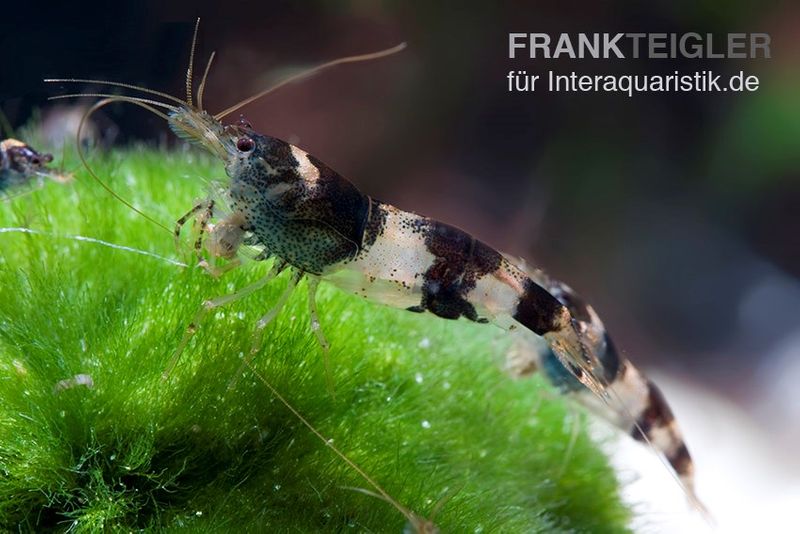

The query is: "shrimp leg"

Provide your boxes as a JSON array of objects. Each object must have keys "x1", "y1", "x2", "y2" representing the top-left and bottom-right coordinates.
[
  {"x1": 174, "y1": 199, "x2": 212, "y2": 252},
  {"x1": 193, "y1": 199, "x2": 215, "y2": 254},
  {"x1": 306, "y1": 276, "x2": 335, "y2": 395},
  {"x1": 228, "y1": 268, "x2": 304, "y2": 389},
  {"x1": 162, "y1": 258, "x2": 287, "y2": 379}
]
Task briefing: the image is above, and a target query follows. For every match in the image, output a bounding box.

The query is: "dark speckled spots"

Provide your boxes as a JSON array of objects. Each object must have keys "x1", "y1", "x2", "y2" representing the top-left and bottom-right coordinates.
[
  {"x1": 414, "y1": 220, "x2": 502, "y2": 322},
  {"x1": 302, "y1": 154, "x2": 370, "y2": 251},
  {"x1": 362, "y1": 198, "x2": 387, "y2": 248},
  {"x1": 466, "y1": 240, "x2": 503, "y2": 282},
  {"x1": 232, "y1": 134, "x2": 371, "y2": 274}
]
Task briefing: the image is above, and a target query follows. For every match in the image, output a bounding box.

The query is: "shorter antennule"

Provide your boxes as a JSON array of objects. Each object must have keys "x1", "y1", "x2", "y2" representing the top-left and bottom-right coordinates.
[
  {"x1": 197, "y1": 51, "x2": 216, "y2": 111},
  {"x1": 186, "y1": 17, "x2": 202, "y2": 108}
]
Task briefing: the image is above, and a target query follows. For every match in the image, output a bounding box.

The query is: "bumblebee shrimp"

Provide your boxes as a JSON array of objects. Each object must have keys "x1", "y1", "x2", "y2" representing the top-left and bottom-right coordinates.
[
  {"x1": 47, "y1": 20, "x2": 705, "y2": 515},
  {"x1": 0, "y1": 138, "x2": 71, "y2": 200}
]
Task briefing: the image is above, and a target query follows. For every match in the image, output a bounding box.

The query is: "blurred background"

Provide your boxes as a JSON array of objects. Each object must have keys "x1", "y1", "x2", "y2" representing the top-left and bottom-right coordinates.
[{"x1": 2, "y1": 1, "x2": 798, "y2": 530}]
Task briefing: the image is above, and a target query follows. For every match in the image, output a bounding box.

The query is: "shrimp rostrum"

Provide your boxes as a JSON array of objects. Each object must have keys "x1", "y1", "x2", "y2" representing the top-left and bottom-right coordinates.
[{"x1": 48, "y1": 30, "x2": 704, "y2": 512}]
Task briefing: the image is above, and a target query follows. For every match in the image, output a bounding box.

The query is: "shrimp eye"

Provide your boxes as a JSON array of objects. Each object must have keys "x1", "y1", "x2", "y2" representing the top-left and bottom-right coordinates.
[{"x1": 236, "y1": 137, "x2": 255, "y2": 153}]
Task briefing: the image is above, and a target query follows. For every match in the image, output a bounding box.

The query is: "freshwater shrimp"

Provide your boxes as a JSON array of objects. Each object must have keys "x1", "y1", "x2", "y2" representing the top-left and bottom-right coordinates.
[
  {"x1": 47, "y1": 20, "x2": 704, "y2": 514},
  {"x1": 0, "y1": 138, "x2": 71, "y2": 199}
]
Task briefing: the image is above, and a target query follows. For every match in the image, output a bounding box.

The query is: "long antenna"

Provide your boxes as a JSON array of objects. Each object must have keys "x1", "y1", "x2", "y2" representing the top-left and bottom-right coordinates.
[
  {"x1": 214, "y1": 42, "x2": 406, "y2": 120},
  {"x1": 0, "y1": 227, "x2": 187, "y2": 267},
  {"x1": 76, "y1": 97, "x2": 173, "y2": 234},
  {"x1": 44, "y1": 79, "x2": 187, "y2": 107},
  {"x1": 244, "y1": 361, "x2": 417, "y2": 525},
  {"x1": 49, "y1": 93, "x2": 177, "y2": 115}
]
